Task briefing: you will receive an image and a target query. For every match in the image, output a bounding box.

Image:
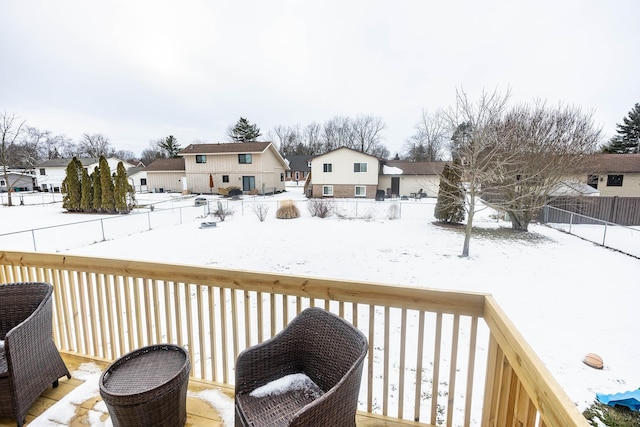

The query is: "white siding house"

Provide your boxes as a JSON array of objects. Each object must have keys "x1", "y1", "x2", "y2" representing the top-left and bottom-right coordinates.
[
  {"x1": 310, "y1": 148, "x2": 379, "y2": 198},
  {"x1": 36, "y1": 157, "x2": 132, "y2": 192}
]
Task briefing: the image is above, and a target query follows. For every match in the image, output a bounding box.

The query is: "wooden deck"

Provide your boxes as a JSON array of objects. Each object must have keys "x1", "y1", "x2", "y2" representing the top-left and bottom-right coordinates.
[{"x1": 0, "y1": 353, "x2": 424, "y2": 427}]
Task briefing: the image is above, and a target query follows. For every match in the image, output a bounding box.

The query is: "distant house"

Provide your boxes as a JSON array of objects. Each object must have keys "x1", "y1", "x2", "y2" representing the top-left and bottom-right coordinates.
[
  {"x1": 0, "y1": 171, "x2": 36, "y2": 192},
  {"x1": 36, "y1": 157, "x2": 133, "y2": 192},
  {"x1": 178, "y1": 142, "x2": 289, "y2": 194},
  {"x1": 284, "y1": 155, "x2": 312, "y2": 183},
  {"x1": 380, "y1": 160, "x2": 444, "y2": 198},
  {"x1": 309, "y1": 147, "x2": 379, "y2": 198},
  {"x1": 127, "y1": 166, "x2": 148, "y2": 193},
  {"x1": 308, "y1": 147, "x2": 446, "y2": 199},
  {"x1": 144, "y1": 158, "x2": 186, "y2": 193},
  {"x1": 583, "y1": 154, "x2": 640, "y2": 197}
]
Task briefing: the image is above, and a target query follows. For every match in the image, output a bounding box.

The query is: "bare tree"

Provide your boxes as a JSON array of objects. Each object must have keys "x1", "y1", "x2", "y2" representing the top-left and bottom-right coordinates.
[
  {"x1": 113, "y1": 149, "x2": 138, "y2": 164},
  {"x1": 444, "y1": 88, "x2": 513, "y2": 257},
  {"x1": 0, "y1": 112, "x2": 26, "y2": 206},
  {"x1": 322, "y1": 116, "x2": 354, "y2": 152},
  {"x1": 482, "y1": 102, "x2": 601, "y2": 230},
  {"x1": 303, "y1": 122, "x2": 323, "y2": 155},
  {"x1": 141, "y1": 139, "x2": 167, "y2": 166},
  {"x1": 351, "y1": 115, "x2": 386, "y2": 155},
  {"x1": 271, "y1": 125, "x2": 302, "y2": 156},
  {"x1": 79, "y1": 133, "x2": 113, "y2": 157},
  {"x1": 404, "y1": 109, "x2": 448, "y2": 161}
]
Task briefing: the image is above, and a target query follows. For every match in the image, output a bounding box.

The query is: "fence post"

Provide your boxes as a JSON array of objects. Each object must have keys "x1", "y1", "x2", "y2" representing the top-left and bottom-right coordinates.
[
  {"x1": 31, "y1": 229, "x2": 37, "y2": 252},
  {"x1": 100, "y1": 219, "x2": 106, "y2": 241},
  {"x1": 569, "y1": 212, "x2": 573, "y2": 234},
  {"x1": 602, "y1": 223, "x2": 608, "y2": 247},
  {"x1": 147, "y1": 211, "x2": 151, "y2": 230}
]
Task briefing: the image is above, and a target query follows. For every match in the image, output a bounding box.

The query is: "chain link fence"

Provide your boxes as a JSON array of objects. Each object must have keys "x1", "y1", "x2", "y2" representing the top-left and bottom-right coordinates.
[{"x1": 541, "y1": 205, "x2": 640, "y2": 258}]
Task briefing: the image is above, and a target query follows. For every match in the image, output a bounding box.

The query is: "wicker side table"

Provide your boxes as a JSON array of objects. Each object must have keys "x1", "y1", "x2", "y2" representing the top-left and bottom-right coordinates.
[{"x1": 99, "y1": 344, "x2": 190, "y2": 427}]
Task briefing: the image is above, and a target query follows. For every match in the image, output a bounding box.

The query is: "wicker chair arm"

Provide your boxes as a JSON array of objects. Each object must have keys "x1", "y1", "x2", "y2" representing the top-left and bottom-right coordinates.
[{"x1": 235, "y1": 334, "x2": 304, "y2": 394}]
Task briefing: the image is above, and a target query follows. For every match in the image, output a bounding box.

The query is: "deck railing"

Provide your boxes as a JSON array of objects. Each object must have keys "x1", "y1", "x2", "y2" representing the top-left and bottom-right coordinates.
[{"x1": 0, "y1": 250, "x2": 588, "y2": 427}]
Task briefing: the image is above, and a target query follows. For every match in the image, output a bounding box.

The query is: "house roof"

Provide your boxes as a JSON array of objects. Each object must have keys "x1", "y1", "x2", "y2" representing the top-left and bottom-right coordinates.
[
  {"x1": 37, "y1": 157, "x2": 100, "y2": 167},
  {"x1": 383, "y1": 161, "x2": 445, "y2": 175},
  {"x1": 586, "y1": 154, "x2": 640, "y2": 173},
  {"x1": 311, "y1": 146, "x2": 381, "y2": 161},
  {"x1": 144, "y1": 158, "x2": 186, "y2": 172},
  {"x1": 285, "y1": 155, "x2": 312, "y2": 171},
  {"x1": 36, "y1": 157, "x2": 134, "y2": 168},
  {"x1": 179, "y1": 142, "x2": 271, "y2": 155},
  {"x1": 126, "y1": 166, "x2": 146, "y2": 177}
]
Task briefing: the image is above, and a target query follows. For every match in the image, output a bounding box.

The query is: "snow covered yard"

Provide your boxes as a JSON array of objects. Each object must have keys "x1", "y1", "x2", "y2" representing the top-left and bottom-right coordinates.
[{"x1": 1, "y1": 186, "x2": 639, "y2": 420}]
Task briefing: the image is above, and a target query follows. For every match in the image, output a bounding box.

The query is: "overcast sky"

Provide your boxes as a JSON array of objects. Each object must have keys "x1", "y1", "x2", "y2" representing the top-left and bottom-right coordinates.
[{"x1": 2, "y1": 0, "x2": 638, "y2": 158}]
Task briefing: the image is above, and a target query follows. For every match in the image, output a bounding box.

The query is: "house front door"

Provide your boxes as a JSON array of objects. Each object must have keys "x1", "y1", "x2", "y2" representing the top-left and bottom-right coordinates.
[
  {"x1": 391, "y1": 177, "x2": 400, "y2": 197},
  {"x1": 242, "y1": 176, "x2": 255, "y2": 192}
]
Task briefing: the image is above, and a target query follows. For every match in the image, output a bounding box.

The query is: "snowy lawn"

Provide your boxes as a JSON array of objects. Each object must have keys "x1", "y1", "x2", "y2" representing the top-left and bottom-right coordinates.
[{"x1": 1, "y1": 186, "x2": 639, "y2": 418}]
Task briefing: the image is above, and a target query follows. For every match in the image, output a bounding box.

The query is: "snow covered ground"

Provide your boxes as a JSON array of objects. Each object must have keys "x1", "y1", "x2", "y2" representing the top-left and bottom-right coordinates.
[{"x1": 1, "y1": 185, "x2": 639, "y2": 420}]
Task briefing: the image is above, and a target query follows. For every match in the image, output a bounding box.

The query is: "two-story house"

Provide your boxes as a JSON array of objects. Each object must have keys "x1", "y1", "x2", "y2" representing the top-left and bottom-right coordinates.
[
  {"x1": 178, "y1": 142, "x2": 289, "y2": 194},
  {"x1": 36, "y1": 157, "x2": 132, "y2": 192},
  {"x1": 309, "y1": 148, "x2": 379, "y2": 198}
]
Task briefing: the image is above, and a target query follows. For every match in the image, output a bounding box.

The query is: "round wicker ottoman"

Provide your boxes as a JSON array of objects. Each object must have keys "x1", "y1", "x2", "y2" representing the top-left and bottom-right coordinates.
[{"x1": 99, "y1": 344, "x2": 190, "y2": 427}]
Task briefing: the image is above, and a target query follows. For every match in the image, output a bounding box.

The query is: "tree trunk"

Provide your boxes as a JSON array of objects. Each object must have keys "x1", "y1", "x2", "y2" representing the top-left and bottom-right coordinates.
[
  {"x1": 462, "y1": 198, "x2": 475, "y2": 257},
  {"x1": 508, "y1": 210, "x2": 530, "y2": 232}
]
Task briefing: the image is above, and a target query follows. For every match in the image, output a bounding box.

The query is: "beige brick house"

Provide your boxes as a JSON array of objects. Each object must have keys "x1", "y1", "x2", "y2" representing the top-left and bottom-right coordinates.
[{"x1": 309, "y1": 147, "x2": 380, "y2": 198}]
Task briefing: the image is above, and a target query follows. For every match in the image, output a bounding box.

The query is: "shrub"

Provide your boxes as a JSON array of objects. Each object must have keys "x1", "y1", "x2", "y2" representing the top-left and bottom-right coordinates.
[
  {"x1": 387, "y1": 203, "x2": 399, "y2": 220},
  {"x1": 307, "y1": 198, "x2": 334, "y2": 218},
  {"x1": 276, "y1": 200, "x2": 300, "y2": 219},
  {"x1": 213, "y1": 201, "x2": 234, "y2": 221},
  {"x1": 251, "y1": 203, "x2": 270, "y2": 222}
]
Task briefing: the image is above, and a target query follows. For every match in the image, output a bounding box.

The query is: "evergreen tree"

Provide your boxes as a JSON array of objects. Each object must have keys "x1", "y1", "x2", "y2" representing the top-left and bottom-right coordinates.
[
  {"x1": 434, "y1": 158, "x2": 465, "y2": 223},
  {"x1": 62, "y1": 157, "x2": 82, "y2": 212},
  {"x1": 159, "y1": 135, "x2": 182, "y2": 158},
  {"x1": 114, "y1": 161, "x2": 129, "y2": 213},
  {"x1": 602, "y1": 103, "x2": 640, "y2": 153},
  {"x1": 80, "y1": 167, "x2": 93, "y2": 212},
  {"x1": 91, "y1": 166, "x2": 102, "y2": 212},
  {"x1": 228, "y1": 117, "x2": 261, "y2": 142},
  {"x1": 99, "y1": 156, "x2": 115, "y2": 213}
]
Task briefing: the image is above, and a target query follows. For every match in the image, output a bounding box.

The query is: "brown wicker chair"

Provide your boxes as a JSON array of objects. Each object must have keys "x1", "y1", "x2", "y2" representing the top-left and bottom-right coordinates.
[
  {"x1": 0, "y1": 282, "x2": 71, "y2": 427},
  {"x1": 235, "y1": 307, "x2": 368, "y2": 427}
]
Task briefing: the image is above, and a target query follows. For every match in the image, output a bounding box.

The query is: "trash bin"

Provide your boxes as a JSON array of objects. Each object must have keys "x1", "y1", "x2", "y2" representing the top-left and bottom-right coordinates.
[{"x1": 375, "y1": 190, "x2": 385, "y2": 201}]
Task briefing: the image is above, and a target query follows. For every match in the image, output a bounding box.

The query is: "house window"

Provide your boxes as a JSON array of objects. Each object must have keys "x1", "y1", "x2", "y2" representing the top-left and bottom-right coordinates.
[
  {"x1": 354, "y1": 163, "x2": 367, "y2": 173},
  {"x1": 322, "y1": 185, "x2": 333, "y2": 196},
  {"x1": 280, "y1": 173, "x2": 284, "y2": 182},
  {"x1": 607, "y1": 174, "x2": 623, "y2": 187},
  {"x1": 0, "y1": 180, "x2": 4, "y2": 186},
  {"x1": 295, "y1": 171, "x2": 300, "y2": 180},
  {"x1": 238, "y1": 154, "x2": 252, "y2": 164},
  {"x1": 323, "y1": 163, "x2": 332, "y2": 173},
  {"x1": 222, "y1": 175, "x2": 229, "y2": 183},
  {"x1": 39, "y1": 168, "x2": 46, "y2": 175},
  {"x1": 140, "y1": 178, "x2": 147, "y2": 185},
  {"x1": 196, "y1": 155, "x2": 207, "y2": 163},
  {"x1": 355, "y1": 186, "x2": 366, "y2": 197},
  {"x1": 587, "y1": 174, "x2": 598, "y2": 189}
]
